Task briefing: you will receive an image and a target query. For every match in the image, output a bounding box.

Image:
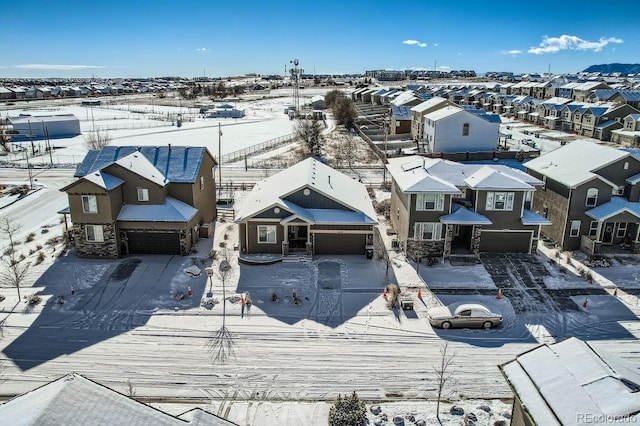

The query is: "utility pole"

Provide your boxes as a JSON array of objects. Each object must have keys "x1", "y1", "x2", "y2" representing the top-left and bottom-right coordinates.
[
  {"x1": 383, "y1": 111, "x2": 389, "y2": 183},
  {"x1": 44, "y1": 124, "x2": 53, "y2": 166},
  {"x1": 218, "y1": 123, "x2": 222, "y2": 196},
  {"x1": 27, "y1": 120, "x2": 35, "y2": 155}
]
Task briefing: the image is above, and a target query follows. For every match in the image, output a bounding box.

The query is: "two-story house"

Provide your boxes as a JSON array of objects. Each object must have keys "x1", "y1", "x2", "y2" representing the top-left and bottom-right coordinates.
[
  {"x1": 235, "y1": 158, "x2": 377, "y2": 257},
  {"x1": 386, "y1": 156, "x2": 550, "y2": 259},
  {"x1": 422, "y1": 106, "x2": 501, "y2": 154},
  {"x1": 611, "y1": 114, "x2": 640, "y2": 147},
  {"x1": 61, "y1": 145, "x2": 217, "y2": 258},
  {"x1": 524, "y1": 140, "x2": 640, "y2": 253},
  {"x1": 410, "y1": 96, "x2": 456, "y2": 145}
]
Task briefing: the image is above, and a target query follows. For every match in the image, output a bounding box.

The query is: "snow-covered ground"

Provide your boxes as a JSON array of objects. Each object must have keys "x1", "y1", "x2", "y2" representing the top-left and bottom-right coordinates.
[{"x1": 0, "y1": 92, "x2": 640, "y2": 425}]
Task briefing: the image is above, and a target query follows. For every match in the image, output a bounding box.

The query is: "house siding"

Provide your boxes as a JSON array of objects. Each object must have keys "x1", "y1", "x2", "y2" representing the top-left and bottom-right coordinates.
[
  {"x1": 284, "y1": 187, "x2": 351, "y2": 210},
  {"x1": 244, "y1": 221, "x2": 284, "y2": 254}
]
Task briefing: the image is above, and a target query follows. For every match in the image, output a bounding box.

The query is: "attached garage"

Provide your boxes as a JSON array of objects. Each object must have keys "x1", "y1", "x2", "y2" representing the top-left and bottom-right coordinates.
[
  {"x1": 479, "y1": 230, "x2": 532, "y2": 253},
  {"x1": 126, "y1": 231, "x2": 181, "y2": 255},
  {"x1": 314, "y1": 233, "x2": 367, "y2": 255}
]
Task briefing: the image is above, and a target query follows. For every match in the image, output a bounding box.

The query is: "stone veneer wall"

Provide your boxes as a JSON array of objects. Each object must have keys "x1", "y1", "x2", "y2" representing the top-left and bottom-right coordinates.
[
  {"x1": 74, "y1": 223, "x2": 118, "y2": 258},
  {"x1": 406, "y1": 239, "x2": 445, "y2": 258}
]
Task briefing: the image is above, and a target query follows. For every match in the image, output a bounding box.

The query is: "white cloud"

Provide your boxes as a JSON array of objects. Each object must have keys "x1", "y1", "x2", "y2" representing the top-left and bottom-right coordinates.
[
  {"x1": 528, "y1": 35, "x2": 623, "y2": 54},
  {"x1": 403, "y1": 39, "x2": 427, "y2": 48},
  {"x1": 505, "y1": 49, "x2": 522, "y2": 55},
  {"x1": 433, "y1": 43, "x2": 438, "y2": 47},
  {"x1": 197, "y1": 48, "x2": 207, "y2": 52},
  {"x1": 15, "y1": 64, "x2": 105, "y2": 70}
]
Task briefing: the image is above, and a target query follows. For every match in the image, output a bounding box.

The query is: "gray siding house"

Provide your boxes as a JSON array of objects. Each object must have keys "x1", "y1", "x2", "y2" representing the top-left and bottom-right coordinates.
[
  {"x1": 525, "y1": 140, "x2": 640, "y2": 253},
  {"x1": 235, "y1": 158, "x2": 377, "y2": 257},
  {"x1": 386, "y1": 156, "x2": 550, "y2": 258}
]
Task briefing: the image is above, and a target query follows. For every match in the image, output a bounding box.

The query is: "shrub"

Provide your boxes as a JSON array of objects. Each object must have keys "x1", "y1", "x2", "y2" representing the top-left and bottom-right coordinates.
[
  {"x1": 28, "y1": 294, "x2": 42, "y2": 305},
  {"x1": 328, "y1": 391, "x2": 367, "y2": 426},
  {"x1": 36, "y1": 244, "x2": 43, "y2": 251},
  {"x1": 25, "y1": 232, "x2": 36, "y2": 243},
  {"x1": 36, "y1": 251, "x2": 46, "y2": 264}
]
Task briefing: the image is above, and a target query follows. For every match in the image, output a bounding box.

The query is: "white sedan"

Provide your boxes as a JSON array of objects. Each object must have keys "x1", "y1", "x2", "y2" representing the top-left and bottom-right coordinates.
[{"x1": 428, "y1": 303, "x2": 502, "y2": 329}]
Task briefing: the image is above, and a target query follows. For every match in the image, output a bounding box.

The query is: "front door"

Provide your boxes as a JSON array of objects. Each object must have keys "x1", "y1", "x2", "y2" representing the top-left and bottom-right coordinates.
[
  {"x1": 288, "y1": 225, "x2": 308, "y2": 249},
  {"x1": 602, "y1": 222, "x2": 615, "y2": 244}
]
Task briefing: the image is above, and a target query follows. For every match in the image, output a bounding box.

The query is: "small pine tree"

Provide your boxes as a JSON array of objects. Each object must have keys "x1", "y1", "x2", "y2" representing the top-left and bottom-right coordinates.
[{"x1": 328, "y1": 391, "x2": 367, "y2": 426}]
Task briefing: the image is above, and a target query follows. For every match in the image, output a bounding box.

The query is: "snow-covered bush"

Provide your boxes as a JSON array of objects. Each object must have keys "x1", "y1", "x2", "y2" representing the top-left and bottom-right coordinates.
[{"x1": 328, "y1": 391, "x2": 367, "y2": 426}]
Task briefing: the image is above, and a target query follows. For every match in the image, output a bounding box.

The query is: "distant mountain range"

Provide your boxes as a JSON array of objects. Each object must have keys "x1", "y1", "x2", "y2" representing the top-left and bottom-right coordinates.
[{"x1": 582, "y1": 63, "x2": 640, "y2": 75}]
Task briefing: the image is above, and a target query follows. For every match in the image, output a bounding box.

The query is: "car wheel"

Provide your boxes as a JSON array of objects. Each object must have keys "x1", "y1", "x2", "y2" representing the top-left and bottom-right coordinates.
[
  {"x1": 441, "y1": 321, "x2": 452, "y2": 329},
  {"x1": 482, "y1": 321, "x2": 493, "y2": 329}
]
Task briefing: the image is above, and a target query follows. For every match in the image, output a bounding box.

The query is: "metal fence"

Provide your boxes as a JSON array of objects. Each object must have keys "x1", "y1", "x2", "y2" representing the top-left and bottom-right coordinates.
[{"x1": 221, "y1": 133, "x2": 297, "y2": 164}]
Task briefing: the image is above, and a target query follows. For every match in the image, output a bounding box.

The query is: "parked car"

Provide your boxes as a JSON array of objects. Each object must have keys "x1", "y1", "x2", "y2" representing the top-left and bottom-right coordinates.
[{"x1": 427, "y1": 303, "x2": 502, "y2": 329}]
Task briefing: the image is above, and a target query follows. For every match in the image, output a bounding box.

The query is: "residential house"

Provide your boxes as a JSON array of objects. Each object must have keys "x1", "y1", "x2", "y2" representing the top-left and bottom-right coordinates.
[
  {"x1": 410, "y1": 97, "x2": 456, "y2": 145},
  {"x1": 577, "y1": 104, "x2": 639, "y2": 140},
  {"x1": 422, "y1": 106, "x2": 501, "y2": 154},
  {"x1": 611, "y1": 114, "x2": 640, "y2": 147},
  {"x1": 524, "y1": 140, "x2": 640, "y2": 253},
  {"x1": 572, "y1": 81, "x2": 611, "y2": 102},
  {"x1": 539, "y1": 97, "x2": 572, "y2": 130},
  {"x1": 386, "y1": 156, "x2": 549, "y2": 258},
  {"x1": 0, "y1": 373, "x2": 235, "y2": 425},
  {"x1": 390, "y1": 91, "x2": 422, "y2": 108},
  {"x1": 235, "y1": 158, "x2": 377, "y2": 256},
  {"x1": 390, "y1": 105, "x2": 412, "y2": 135},
  {"x1": 557, "y1": 82, "x2": 581, "y2": 100},
  {"x1": 61, "y1": 145, "x2": 217, "y2": 258},
  {"x1": 500, "y1": 337, "x2": 640, "y2": 426}
]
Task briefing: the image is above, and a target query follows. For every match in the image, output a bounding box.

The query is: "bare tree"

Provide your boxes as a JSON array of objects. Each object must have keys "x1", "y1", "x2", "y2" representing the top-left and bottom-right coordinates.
[
  {"x1": 0, "y1": 218, "x2": 29, "y2": 301},
  {"x1": 206, "y1": 252, "x2": 235, "y2": 364},
  {"x1": 433, "y1": 342, "x2": 455, "y2": 424},
  {"x1": 83, "y1": 129, "x2": 112, "y2": 150}
]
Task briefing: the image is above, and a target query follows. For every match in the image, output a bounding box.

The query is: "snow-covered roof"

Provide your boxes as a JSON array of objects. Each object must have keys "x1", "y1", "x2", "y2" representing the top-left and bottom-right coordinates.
[
  {"x1": 440, "y1": 204, "x2": 492, "y2": 225},
  {"x1": 500, "y1": 337, "x2": 640, "y2": 425},
  {"x1": 424, "y1": 105, "x2": 463, "y2": 121},
  {"x1": 387, "y1": 156, "x2": 543, "y2": 193},
  {"x1": 114, "y1": 152, "x2": 168, "y2": 187},
  {"x1": 521, "y1": 209, "x2": 552, "y2": 225},
  {"x1": 117, "y1": 196, "x2": 197, "y2": 222},
  {"x1": 464, "y1": 167, "x2": 535, "y2": 191},
  {"x1": 0, "y1": 373, "x2": 235, "y2": 425},
  {"x1": 82, "y1": 170, "x2": 124, "y2": 190},
  {"x1": 524, "y1": 140, "x2": 631, "y2": 188},
  {"x1": 8, "y1": 114, "x2": 79, "y2": 124},
  {"x1": 585, "y1": 196, "x2": 640, "y2": 221},
  {"x1": 410, "y1": 96, "x2": 451, "y2": 113},
  {"x1": 75, "y1": 146, "x2": 209, "y2": 184},
  {"x1": 235, "y1": 158, "x2": 377, "y2": 224},
  {"x1": 626, "y1": 173, "x2": 640, "y2": 185}
]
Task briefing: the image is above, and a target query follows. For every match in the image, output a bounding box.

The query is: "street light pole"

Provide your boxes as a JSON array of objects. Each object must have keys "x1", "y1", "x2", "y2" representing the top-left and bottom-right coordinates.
[{"x1": 383, "y1": 112, "x2": 388, "y2": 183}]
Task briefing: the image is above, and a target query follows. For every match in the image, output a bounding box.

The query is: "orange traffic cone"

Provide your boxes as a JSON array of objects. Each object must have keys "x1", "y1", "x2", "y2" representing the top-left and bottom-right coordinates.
[
  {"x1": 417, "y1": 289, "x2": 422, "y2": 299},
  {"x1": 496, "y1": 288, "x2": 503, "y2": 300},
  {"x1": 187, "y1": 286, "x2": 193, "y2": 297},
  {"x1": 583, "y1": 298, "x2": 588, "y2": 309}
]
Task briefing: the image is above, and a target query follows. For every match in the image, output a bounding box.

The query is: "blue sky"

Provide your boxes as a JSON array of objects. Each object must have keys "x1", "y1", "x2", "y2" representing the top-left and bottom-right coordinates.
[{"x1": 2, "y1": 0, "x2": 637, "y2": 79}]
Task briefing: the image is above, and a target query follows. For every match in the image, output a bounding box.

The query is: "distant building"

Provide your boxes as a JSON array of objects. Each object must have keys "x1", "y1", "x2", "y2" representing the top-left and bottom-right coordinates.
[
  {"x1": 207, "y1": 104, "x2": 245, "y2": 118},
  {"x1": 8, "y1": 114, "x2": 81, "y2": 141}
]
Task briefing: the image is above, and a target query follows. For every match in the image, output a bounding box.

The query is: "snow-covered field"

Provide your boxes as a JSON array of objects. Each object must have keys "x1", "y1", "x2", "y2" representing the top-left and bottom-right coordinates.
[{"x1": 0, "y1": 91, "x2": 639, "y2": 425}]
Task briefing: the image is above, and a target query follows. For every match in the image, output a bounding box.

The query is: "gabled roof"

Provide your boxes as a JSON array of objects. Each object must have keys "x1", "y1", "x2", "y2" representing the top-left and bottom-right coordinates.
[
  {"x1": 117, "y1": 196, "x2": 197, "y2": 222},
  {"x1": 235, "y1": 158, "x2": 377, "y2": 224},
  {"x1": 500, "y1": 337, "x2": 640, "y2": 426},
  {"x1": 0, "y1": 373, "x2": 236, "y2": 425},
  {"x1": 75, "y1": 146, "x2": 210, "y2": 183},
  {"x1": 113, "y1": 152, "x2": 168, "y2": 187},
  {"x1": 82, "y1": 170, "x2": 125, "y2": 190},
  {"x1": 524, "y1": 140, "x2": 631, "y2": 188},
  {"x1": 440, "y1": 203, "x2": 491, "y2": 225},
  {"x1": 410, "y1": 96, "x2": 451, "y2": 113},
  {"x1": 585, "y1": 196, "x2": 640, "y2": 221},
  {"x1": 387, "y1": 156, "x2": 542, "y2": 193},
  {"x1": 391, "y1": 105, "x2": 412, "y2": 121},
  {"x1": 464, "y1": 167, "x2": 535, "y2": 191}
]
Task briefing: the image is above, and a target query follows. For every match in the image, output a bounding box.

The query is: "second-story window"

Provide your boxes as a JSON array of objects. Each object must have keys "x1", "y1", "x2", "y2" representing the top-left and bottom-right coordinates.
[
  {"x1": 585, "y1": 188, "x2": 598, "y2": 207},
  {"x1": 81, "y1": 195, "x2": 98, "y2": 213},
  {"x1": 462, "y1": 123, "x2": 470, "y2": 136},
  {"x1": 485, "y1": 192, "x2": 514, "y2": 211},
  {"x1": 137, "y1": 188, "x2": 149, "y2": 202},
  {"x1": 416, "y1": 193, "x2": 444, "y2": 211}
]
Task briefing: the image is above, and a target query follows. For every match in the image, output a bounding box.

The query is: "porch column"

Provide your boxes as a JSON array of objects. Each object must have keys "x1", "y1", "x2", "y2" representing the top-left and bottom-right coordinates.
[
  {"x1": 282, "y1": 224, "x2": 289, "y2": 255},
  {"x1": 443, "y1": 224, "x2": 452, "y2": 258}
]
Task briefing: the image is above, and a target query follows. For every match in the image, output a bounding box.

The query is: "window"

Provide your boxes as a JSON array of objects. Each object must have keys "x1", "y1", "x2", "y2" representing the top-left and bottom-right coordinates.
[
  {"x1": 462, "y1": 123, "x2": 470, "y2": 136},
  {"x1": 617, "y1": 223, "x2": 628, "y2": 238},
  {"x1": 257, "y1": 225, "x2": 276, "y2": 243},
  {"x1": 85, "y1": 225, "x2": 104, "y2": 242},
  {"x1": 200, "y1": 176, "x2": 204, "y2": 191},
  {"x1": 81, "y1": 195, "x2": 98, "y2": 213},
  {"x1": 137, "y1": 188, "x2": 149, "y2": 202},
  {"x1": 585, "y1": 188, "x2": 598, "y2": 207},
  {"x1": 589, "y1": 221, "x2": 598, "y2": 237},
  {"x1": 414, "y1": 222, "x2": 442, "y2": 240},
  {"x1": 416, "y1": 193, "x2": 444, "y2": 211},
  {"x1": 570, "y1": 220, "x2": 581, "y2": 237},
  {"x1": 624, "y1": 161, "x2": 629, "y2": 170},
  {"x1": 485, "y1": 192, "x2": 514, "y2": 211}
]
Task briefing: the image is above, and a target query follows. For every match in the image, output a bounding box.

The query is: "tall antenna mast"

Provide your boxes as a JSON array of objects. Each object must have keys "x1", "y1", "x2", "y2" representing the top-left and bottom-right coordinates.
[{"x1": 290, "y1": 58, "x2": 300, "y2": 113}]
